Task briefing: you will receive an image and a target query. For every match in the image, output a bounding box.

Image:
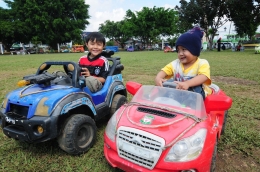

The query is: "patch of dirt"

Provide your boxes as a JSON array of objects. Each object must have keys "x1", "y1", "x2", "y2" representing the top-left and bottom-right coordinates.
[
  {"x1": 212, "y1": 76, "x2": 260, "y2": 100},
  {"x1": 212, "y1": 76, "x2": 258, "y2": 86},
  {"x1": 216, "y1": 148, "x2": 260, "y2": 172},
  {"x1": 211, "y1": 77, "x2": 260, "y2": 171}
]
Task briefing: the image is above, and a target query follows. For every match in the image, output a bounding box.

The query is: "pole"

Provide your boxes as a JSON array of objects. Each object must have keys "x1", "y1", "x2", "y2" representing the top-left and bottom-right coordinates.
[
  {"x1": 229, "y1": 21, "x2": 232, "y2": 35},
  {"x1": 162, "y1": 39, "x2": 164, "y2": 50},
  {"x1": 57, "y1": 43, "x2": 60, "y2": 53},
  {"x1": 0, "y1": 43, "x2": 3, "y2": 54}
]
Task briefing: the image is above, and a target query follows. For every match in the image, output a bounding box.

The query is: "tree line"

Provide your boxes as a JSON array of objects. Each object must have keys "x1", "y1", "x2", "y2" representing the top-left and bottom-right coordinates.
[
  {"x1": 0, "y1": 0, "x2": 259, "y2": 51},
  {"x1": 0, "y1": 0, "x2": 89, "y2": 50}
]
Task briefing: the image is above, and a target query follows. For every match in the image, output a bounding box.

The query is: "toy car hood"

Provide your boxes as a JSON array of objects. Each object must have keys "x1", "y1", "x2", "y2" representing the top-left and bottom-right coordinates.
[
  {"x1": 130, "y1": 85, "x2": 207, "y2": 118},
  {"x1": 4, "y1": 84, "x2": 80, "y2": 118},
  {"x1": 114, "y1": 86, "x2": 207, "y2": 140}
]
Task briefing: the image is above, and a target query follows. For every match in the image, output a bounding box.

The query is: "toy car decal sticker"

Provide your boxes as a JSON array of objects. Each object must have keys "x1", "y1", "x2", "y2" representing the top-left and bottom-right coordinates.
[
  {"x1": 5, "y1": 116, "x2": 16, "y2": 124},
  {"x1": 61, "y1": 97, "x2": 96, "y2": 115},
  {"x1": 114, "y1": 85, "x2": 125, "y2": 91},
  {"x1": 112, "y1": 74, "x2": 123, "y2": 81},
  {"x1": 109, "y1": 85, "x2": 125, "y2": 106},
  {"x1": 140, "y1": 115, "x2": 154, "y2": 125}
]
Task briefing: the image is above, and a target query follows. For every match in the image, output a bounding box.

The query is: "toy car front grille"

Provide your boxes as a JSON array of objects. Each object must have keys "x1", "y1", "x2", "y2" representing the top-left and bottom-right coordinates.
[
  {"x1": 137, "y1": 107, "x2": 176, "y2": 118},
  {"x1": 117, "y1": 126, "x2": 165, "y2": 170},
  {"x1": 8, "y1": 104, "x2": 29, "y2": 119}
]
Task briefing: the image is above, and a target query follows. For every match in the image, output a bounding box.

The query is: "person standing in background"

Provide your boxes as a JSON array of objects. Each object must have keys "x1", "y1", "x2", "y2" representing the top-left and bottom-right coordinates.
[{"x1": 217, "y1": 38, "x2": 221, "y2": 52}]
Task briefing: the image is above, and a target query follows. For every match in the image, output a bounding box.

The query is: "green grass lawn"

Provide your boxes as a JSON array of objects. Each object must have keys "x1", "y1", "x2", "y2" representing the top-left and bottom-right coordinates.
[{"x1": 0, "y1": 49, "x2": 259, "y2": 171}]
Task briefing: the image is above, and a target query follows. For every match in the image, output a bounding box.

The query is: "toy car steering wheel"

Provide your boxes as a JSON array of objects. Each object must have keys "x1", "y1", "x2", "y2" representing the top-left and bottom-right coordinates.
[
  {"x1": 162, "y1": 81, "x2": 177, "y2": 88},
  {"x1": 162, "y1": 81, "x2": 196, "y2": 108},
  {"x1": 162, "y1": 81, "x2": 177, "y2": 99}
]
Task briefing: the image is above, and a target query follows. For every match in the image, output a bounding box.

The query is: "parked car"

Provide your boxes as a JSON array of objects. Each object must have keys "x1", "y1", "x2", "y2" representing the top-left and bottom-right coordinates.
[
  {"x1": 104, "y1": 81, "x2": 232, "y2": 172},
  {"x1": 0, "y1": 51, "x2": 127, "y2": 155},
  {"x1": 146, "y1": 46, "x2": 154, "y2": 51},
  {"x1": 25, "y1": 47, "x2": 37, "y2": 54},
  {"x1": 10, "y1": 43, "x2": 28, "y2": 55},
  {"x1": 134, "y1": 45, "x2": 145, "y2": 51}
]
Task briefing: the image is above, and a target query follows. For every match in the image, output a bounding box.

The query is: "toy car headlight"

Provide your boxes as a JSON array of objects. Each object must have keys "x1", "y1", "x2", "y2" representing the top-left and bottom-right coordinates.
[
  {"x1": 1, "y1": 94, "x2": 10, "y2": 109},
  {"x1": 2, "y1": 98, "x2": 8, "y2": 109},
  {"x1": 17, "y1": 80, "x2": 30, "y2": 87},
  {"x1": 105, "y1": 110, "x2": 118, "y2": 142},
  {"x1": 35, "y1": 97, "x2": 50, "y2": 116},
  {"x1": 165, "y1": 128, "x2": 207, "y2": 162}
]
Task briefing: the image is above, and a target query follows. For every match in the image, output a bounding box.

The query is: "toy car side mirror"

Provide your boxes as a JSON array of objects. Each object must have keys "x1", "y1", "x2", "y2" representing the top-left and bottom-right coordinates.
[
  {"x1": 204, "y1": 95, "x2": 232, "y2": 113},
  {"x1": 126, "y1": 81, "x2": 142, "y2": 95}
]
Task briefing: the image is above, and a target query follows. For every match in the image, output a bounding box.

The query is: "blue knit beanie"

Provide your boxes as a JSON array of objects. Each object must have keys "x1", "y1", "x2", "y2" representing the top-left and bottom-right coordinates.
[{"x1": 175, "y1": 27, "x2": 203, "y2": 56}]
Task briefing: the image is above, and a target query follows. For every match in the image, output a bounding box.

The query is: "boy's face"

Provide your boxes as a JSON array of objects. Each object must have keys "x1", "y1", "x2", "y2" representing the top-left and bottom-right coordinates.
[
  {"x1": 177, "y1": 46, "x2": 198, "y2": 65},
  {"x1": 86, "y1": 39, "x2": 104, "y2": 58}
]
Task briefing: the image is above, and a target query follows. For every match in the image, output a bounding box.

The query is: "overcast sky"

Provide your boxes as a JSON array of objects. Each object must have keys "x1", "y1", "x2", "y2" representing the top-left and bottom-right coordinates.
[
  {"x1": 1, "y1": 0, "x2": 257, "y2": 38},
  {"x1": 84, "y1": 0, "x2": 178, "y2": 31}
]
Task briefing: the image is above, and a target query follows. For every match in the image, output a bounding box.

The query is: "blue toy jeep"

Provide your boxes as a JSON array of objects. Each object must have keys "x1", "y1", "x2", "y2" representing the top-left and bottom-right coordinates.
[{"x1": 0, "y1": 51, "x2": 127, "y2": 155}]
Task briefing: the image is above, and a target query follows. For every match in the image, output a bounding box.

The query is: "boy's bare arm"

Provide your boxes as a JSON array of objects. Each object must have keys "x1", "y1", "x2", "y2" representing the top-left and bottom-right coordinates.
[
  {"x1": 174, "y1": 74, "x2": 208, "y2": 90},
  {"x1": 155, "y1": 71, "x2": 168, "y2": 86},
  {"x1": 95, "y1": 76, "x2": 105, "y2": 84}
]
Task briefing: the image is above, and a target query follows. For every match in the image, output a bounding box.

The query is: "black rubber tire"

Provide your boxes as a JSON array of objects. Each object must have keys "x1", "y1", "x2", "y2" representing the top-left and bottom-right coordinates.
[
  {"x1": 110, "y1": 94, "x2": 127, "y2": 117},
  {"x1": 57, "y1": 114, "x2": 96, "y2": 155},
  {"x1": 221, "y1": 110, "x2": 228, "y2": 135},
  {"x1": 210, "y1": 139, "x2": 218, "y2": 172}
]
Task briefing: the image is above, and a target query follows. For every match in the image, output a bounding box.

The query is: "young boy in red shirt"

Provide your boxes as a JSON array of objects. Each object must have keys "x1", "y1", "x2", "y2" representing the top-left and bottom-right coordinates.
[{"x1": 79, "y1": 32, "x2": 109, "y2": 92}]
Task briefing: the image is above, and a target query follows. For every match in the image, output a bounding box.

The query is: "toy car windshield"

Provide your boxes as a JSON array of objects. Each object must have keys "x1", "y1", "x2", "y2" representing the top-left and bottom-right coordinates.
[{"x1": 131, "y1": 85, "x2": 207, "y2": 119}]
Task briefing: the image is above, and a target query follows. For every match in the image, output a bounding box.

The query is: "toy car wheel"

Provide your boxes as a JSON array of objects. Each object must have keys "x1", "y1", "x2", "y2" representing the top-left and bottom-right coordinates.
[
  {"x1": 210, "y1": 139, "x2": 218, "y2": 172},
  {"x1": 110, "y1": 94, "x2": 127, "y2": 117},
  {"x1": 221, "y1": 110, "x2": 228, "y2": 135},
  {"x1": 57, "y1": 114, "x2": 97, "y2": 155}
]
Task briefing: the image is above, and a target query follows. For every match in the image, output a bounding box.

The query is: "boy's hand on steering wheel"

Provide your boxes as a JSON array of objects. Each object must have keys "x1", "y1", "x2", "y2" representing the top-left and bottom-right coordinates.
[
  {"x1": 155, "y1": 78, "x2": 167, "y2": 87},
  {"x1": 174, "y1": 81, "x2": 189, "y2": 90},
  {"x1": 81, "y1": 68, "x2": 90, "y2": 77}
]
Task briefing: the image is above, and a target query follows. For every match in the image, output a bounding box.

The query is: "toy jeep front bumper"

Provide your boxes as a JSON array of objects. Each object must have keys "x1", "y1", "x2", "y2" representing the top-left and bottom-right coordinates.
[{"x1": 0, "y1": 111, "x2": 57, "y2": 143}]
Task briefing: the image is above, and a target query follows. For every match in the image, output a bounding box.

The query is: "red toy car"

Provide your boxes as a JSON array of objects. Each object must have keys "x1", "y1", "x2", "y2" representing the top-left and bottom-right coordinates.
[{"x1": 104, "y1": 81, "x2": 232, "y2": 172}]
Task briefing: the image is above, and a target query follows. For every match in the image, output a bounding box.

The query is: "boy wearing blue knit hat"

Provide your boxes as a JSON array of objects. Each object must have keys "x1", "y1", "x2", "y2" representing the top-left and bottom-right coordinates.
[{"x1": 155, "y1": 26, "x2": 212, "y2": 98}]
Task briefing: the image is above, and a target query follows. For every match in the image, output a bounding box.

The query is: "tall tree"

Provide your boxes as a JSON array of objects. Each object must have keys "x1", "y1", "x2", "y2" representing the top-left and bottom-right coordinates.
[
  {"x1": 0, "y1": 7, "x2": 30, "y2": 50},
  {"x1": 99, "y1": 7, "x2": 178, "y2": 48},
  {"x1": 99, "y1": 20, "x2": 118, "y2": 40},
  {"x1": 176, "y1": 0, "x2": 228, "y2": 50},
  {"x1": 226, "y1": 0, "x2": 260, "y2": 39},
  {"x1": 99, "y1": 20, "x2": 130, "y2": 49},
  {"x1": 3, "y1": 0, "x2": 90, "y2": 49},
  {"x1": 124, "y1": 6, "x2": 178, "y2": 47}
]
